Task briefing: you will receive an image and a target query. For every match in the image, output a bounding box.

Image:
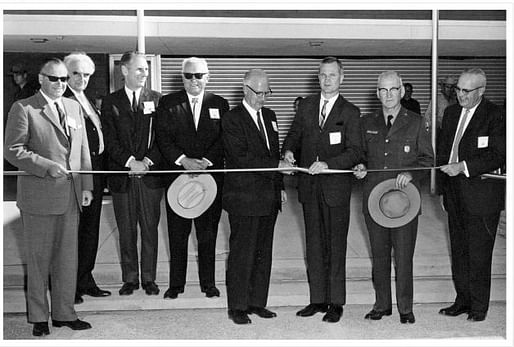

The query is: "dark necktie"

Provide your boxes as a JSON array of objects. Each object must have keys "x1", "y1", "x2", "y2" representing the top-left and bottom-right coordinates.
[
  {"x1": 131, "y1": 91, "x2": 138, "y2": 113},
  {"x1": 257, "y1": 110, "x2": 268, "y2": 149},
  {"x1": 449, "y1": 108, "x2": 470, "y2": 163},
  {"x1": 319, "y1": 99, "x2": 329, "y2": 129},
  {"x1": 386, "y1": 115, "x2": 394, "y2": 130},
  {"x1": 54, "y1": 102, "x2": 68, "y2": 138}
]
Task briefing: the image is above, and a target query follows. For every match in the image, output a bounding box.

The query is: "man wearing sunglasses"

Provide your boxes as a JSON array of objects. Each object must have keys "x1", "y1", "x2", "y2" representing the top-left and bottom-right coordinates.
[
  {"x1": 438, "y1": 68, "x2": 505, "y2": 322},
  {"x1": 155, "y1": 57, "x2": 229, "y2": 300},
  {"x1": 4, "y1": 58, "x2": 93, "y2": 336}
]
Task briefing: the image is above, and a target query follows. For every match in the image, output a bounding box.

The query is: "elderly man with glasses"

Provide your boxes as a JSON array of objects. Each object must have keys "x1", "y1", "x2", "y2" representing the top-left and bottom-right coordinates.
[{"x1": 4, "y1": 58, "x2": 93, "y2": 336}]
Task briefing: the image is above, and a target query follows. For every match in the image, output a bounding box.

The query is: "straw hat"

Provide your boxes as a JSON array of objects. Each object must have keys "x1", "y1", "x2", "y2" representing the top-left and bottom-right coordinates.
[
  {"x1": 167, "y1": 174, "x2": 217, "y2": 219},
  {"x1": 368, "y1": 178, "x2": 421, "y2": 228}
]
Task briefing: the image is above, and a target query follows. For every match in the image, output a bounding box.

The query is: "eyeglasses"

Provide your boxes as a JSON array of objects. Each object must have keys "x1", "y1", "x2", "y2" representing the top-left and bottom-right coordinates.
[
  {"x1": 42, "y1": 74, "x2": 68, "y2": 83},
  {"x1": 378, "y1": 86, "x2": 401, "y2": 95},
  {"x1": 183, "y1": 73, "x2": 207, "y2": 80},
  {"x1": 454, "y1": 86, "x2": 484, "y2": 95},
  {"x1": 245, "y1": 85, "x2": 272, "y2": 97},
  {"x1": 72, "y1": 71, "x2": 92, "y2": 78}
]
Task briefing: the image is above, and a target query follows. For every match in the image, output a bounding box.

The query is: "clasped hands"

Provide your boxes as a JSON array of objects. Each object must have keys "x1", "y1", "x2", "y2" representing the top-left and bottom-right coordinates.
[
  {"x1": 181, "y1": 157, "x2": 211, "y2": 177},
  {"x1": 352, "y1": 163, "x2": 413, "y2": 189}
]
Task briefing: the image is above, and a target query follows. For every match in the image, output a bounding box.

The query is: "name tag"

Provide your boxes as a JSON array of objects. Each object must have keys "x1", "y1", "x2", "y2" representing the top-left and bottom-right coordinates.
[
  {"x1": 478, "y1": 136, "x2": 489, "y2": 148},
  {"x1": 209, "y1": 108, "x2": 220, "y2": 119},
  {"x1": 67, "y1": 117, "x2": 77, "y2": 129},
  {"x1": 404, "y1": 145, "x2": 410, "y2": 153},
  {"x1": 272, "y1": 121, "x2": 278, "y2": 132},
  {"x1": 329, "y1": 132, "x2": 341, "y2": 145},
  {"x1": 143, "y1": 101, "x2": 155, "y2": 114},
  {"x1": 366, "y1": 130, "x2": 378, "y2": 134}
]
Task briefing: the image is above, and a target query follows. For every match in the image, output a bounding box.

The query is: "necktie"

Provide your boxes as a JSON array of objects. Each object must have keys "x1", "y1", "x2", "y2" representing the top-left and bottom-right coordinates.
[
  {"x1": 192, "y1": 97, "x2": 199, "y2": 129},
  {"x1": 449, "y1": 108, "x2": 470, "y2": 163},
  {"x1": 55, "y1": 102, "x2": 69, "y2": 137},
  {"x1": 386, "y1": 115, "x2": 394, "y2": 130},
  {"x1": 319, "y1": 99, "x2": 329, "y2": 129},
  {"x1": 257, "y1": 110, "x2": 268, "y2": 149},
  {"x1": 131, "y1": 91, "x2": 138, "y2": 113}
]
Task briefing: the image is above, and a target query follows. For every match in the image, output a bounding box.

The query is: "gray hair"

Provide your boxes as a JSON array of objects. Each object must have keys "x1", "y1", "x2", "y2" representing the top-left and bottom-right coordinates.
[
  {"x1": 181, "y1": 57, "x2": 209, "y2": 73},
  {"x1": 64, "y1": 51, "x2": 95, "y2": 74},
  {"x1": 377, "y1": 70, "x2": 403, "y2": 87},
  {"x1": 461, "y1": 68, "x2": 487, "y2": 87}
]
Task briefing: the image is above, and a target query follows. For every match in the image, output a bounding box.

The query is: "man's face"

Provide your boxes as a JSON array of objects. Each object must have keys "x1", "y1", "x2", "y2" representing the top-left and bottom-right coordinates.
[
  {"x1": 456, "y1": 73, "x2": 485, "y2": 109},
  {"x1": 122, "y1": 55, "x2": 148, "y2": 90},
  {"x1": 377, "y1": 74, "x2": 404, "y2": 109},
  {"x1": 39, "y1": 63, "x2": 68, "y2": 100},
  {"x1": 404, "y1": 85, "x2": 413, "y2": 99},
  {"x1": 244, "y1": 76, "x2": 271, "y2": 110},
  {"x1": 441, "y1": 83, "x2": 455, "y2": 98},
  {"x1": 318, "y1": 62, "x2": 343, "y2": 96},
  {"x1": 12, "y1": 71, "x2": 27, "y2": 86},
  {"x1": 182, "y1": 61, "x2": 209, "y2": 96},
  {"x1": 67, "y1": 60, "x2": 93, "y2": 92}
]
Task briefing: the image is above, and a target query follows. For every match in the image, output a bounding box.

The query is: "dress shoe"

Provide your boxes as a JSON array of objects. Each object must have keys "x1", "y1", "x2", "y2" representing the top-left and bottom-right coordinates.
[
  {"x1": 163, "y1": 286, "x2": 184, "y2": 299},
  {"x1": 439, "y1": 303, "x2": 471, "y2": 316},
  {"x1": 74, "y1": 293, "x2": 84, "y2": 305},
  {"x1": 467, "y1": 312, "x2": 486, "y2": 322},
  {"x1": 32, "y1": 322, "x2": 50, "y2": 336},
  {"x1": 400, "y1": 312, "x2": 416, "y2": 324},
  {"x1": 142, "y1": 281, "x2": 160, "y2": 295},
  {"x1": 364, "y1": 308, "x2": 392, "y2": 320},
  {"x1": 296, "y1": 303, "x2": 328, "y2": 317},
  {"x1": 83, "y1": 287, "x2": 111, "y2": 297},
  {"x1": 52, "y1": 319, "x2": 92, "y2": 330},
  {"x1": 247, "y1": 306, "x2": 277, "y2": 318},
  {"x1": 119, "y1": 282, "x2": 139, "y2": 296},
  {"x1": 322, "y1": 304, "x2": 343, "y2": 323},
  {"x1": 202, "y1": 286, "x2": 220, "y2": 298},
  {"x1": 228, "y1": 309, "x2": 252, "y2": 324}
]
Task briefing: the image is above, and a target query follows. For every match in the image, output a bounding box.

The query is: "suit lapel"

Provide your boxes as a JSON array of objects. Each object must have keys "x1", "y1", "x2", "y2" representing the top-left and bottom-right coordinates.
[
  {"x1": 38, "y1": 92, "x2": 68, "y2": 139},
  {"x1": 321, "y1": 95, "x2": 343, "y2": 131}
]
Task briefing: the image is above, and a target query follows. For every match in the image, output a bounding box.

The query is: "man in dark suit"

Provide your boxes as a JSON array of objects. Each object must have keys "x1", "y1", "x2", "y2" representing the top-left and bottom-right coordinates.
[
  {"x1": 438, "y1": 68, "x2": 505, "y2": 322},
  {"x1": 101, "y1": 51, "x2": 164, "y2": 297},
  {"x1": 400, "y1": 82, "x2": 421, "y2": 115},
  {"x1": 353, "y1": 71, "x2": 433, "y2": 324},
  {"x1": 4, "y1": 58, "x2": 93, "y2": 336},
  {"x1": 155, "y1": 57, "x2": 229, "y2": 299},
  {"x1": 63, "y1": 52, "x2": 111, "y2": 304},
  {"x1": 282, "y1": 56, "x2": 362, "y2": 323},
  {"x1": 222, "y1": 69, "x2": 290, "y2": 325}
]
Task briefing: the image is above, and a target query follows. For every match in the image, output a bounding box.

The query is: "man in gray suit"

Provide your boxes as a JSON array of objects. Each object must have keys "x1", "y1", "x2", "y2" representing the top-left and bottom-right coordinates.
[{"x1": 4, "y1": 58, "x2": 93, "y2": 336}]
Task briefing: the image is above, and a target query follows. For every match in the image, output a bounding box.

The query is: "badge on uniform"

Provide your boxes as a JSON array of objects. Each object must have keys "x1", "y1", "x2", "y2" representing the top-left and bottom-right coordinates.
[
  {"x1": 143, "y1": 101, "x2": 155, "y2": 114},
  {"x1": 272, "y1": 121, "x2": 278, "y2": 132},
  {"x1": 404, "y1": 145, "x2": 410, "y2": 153},
  {"x1": 67, "y1": 116, "x2": 77, "y2": 129},
  {"x1": 209, "y1": 108, "x2": 220, "y2": 119},
  {"x1": 477, "y1": 136, "x2": 489, "y2": 148},
  {"x1": 329, "y1": 132, "x2": 341, "y2": 145},
  {"x1": 366, "y1": 130, "x2": 378, "y2": 135}
]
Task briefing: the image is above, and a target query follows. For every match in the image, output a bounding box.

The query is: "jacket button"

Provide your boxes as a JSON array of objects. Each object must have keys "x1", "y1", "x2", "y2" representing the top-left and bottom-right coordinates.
[
  {"x1": 384, "y1": 152, "x2": 388, "y2": 156},
  {"x1": 385, "y1": 139, "x2": 389, "y2": 143}
]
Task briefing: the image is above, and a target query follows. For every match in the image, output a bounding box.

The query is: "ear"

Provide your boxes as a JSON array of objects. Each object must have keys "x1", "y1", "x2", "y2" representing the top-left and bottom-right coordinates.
[
  {"x1": 120, "y1": 65, "x2": 128, "y2": 77},
  {"x1": 400, "y1": 85, "x2": 405, "y2": 98},
  {"x1": 38, "y1": 74, "x2": 44, "y2": 85},
  {"x1": 204, "y1": 74, "x2": 210, "y2": 83},
  {"x1": 339, "y1": 73, "x2": 344, "y2": 84},
  {"x1": 376, "y1": 89, "x2": 380, "y2": 100}
]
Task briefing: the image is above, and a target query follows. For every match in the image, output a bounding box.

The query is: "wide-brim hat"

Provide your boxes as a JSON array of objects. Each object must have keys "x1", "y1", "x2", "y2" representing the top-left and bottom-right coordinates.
[
  {"x1": 167, "y1": 174, "x2": 217, "y2": 219},
  {"x1": 368, "y1": 178, "x2": 421, "y2": 228}
]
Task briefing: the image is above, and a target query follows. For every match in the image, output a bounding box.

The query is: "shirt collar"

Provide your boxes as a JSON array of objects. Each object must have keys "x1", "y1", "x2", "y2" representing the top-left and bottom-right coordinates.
[
  {"x1": 124, "y1": 85, "x2": 142, "y2": 100},
  {"x1": 242, "y1": 99, "x2": 260, "y2": 117},
  {"x1": 187, "y1": 91, "x2": 204, "y2": 103},
  {"x1": 40, "y1": 90, "x2": 62, "y2": 107}
]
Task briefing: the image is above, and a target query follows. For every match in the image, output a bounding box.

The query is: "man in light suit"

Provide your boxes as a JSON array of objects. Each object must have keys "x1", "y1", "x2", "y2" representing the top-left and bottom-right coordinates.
[
  {"x1": 438, "y1": 68, "x2": 505, "y2": 322},
  {"x1": 101, "y1": 52, "x2": 164, "y2": 297},
  {"x1": 63, "y1": 52, "x2": 111, "y2": 304},
  {"x1": 222, "y1": 69, "x2": 290, "y2": 324},
  {"x1": 282, "y1": 56, "x2": 363, "y2": 323},
  {"x1": 4, "y1": 58, "x2": 93, "y2": 336},
  {"x1": 155, "y1": 57, "x2": 229, "y2": 299}
]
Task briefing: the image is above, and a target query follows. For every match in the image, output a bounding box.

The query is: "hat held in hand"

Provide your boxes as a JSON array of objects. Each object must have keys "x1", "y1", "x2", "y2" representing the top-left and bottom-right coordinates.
[
  {"x1": 368, "y1": 178, "x2": 421, "y2": 228},
  {"x1": 167, "y1": 174, "x2": 217, "y2": 219}
]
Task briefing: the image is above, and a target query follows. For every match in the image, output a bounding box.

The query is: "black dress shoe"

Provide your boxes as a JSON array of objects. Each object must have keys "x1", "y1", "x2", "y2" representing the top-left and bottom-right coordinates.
[
  {"x1": 400, "y1": 312, "x2": 416, "y2": 324},
  {"x1": 364, "y1": 308, "x2": 392, "y2": 320},
  {"x1": 439, "y1": 303, "x2": 471, "y2": 316},
  {"x1": 32, "y1": 322, "x2": 50, "y2": 336},
  {"x1": 228, "y1": 309, "x2": 252, "y2": 324},
  {"x1": 467, "y1": 312, "x2": 486, "y2": 322},
  {"x1": 142, "y1": 281, "x2": 160, "y2": 295},
  {"x1": 247, "y1": 306, "x2": 277, "y2": 318},
  {"x1": 296, "y1": 303, "x2": 329, "y2": 317},
  {"x1": 322, "y1": 304, "x2": 343, "y2": 323},
  {"x1": 74, "y1": 293, "x2": 84, "y2": 304},
  {"x1": 83, "y1": 287, "x2": 111, "y2": 297},
  {"x1": 202, "y1": 286, "x2": 220, "y2": 298},
  {"x1": 52, "y1": 319, "x2": 92, "y2": 330},
  {"x1": 163, "y1": 286, "x2": 184, "y2": 299},
  {"x1": 119, "y1": 282, "x2": 139, "y2": 296}
]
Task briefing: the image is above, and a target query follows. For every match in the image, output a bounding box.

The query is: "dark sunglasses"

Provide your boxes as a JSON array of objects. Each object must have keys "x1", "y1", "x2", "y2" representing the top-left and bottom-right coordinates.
[
  {"x1": 42, "y1": 74, "x2": 68, "y2": 82},
  {"x1": 183, "y1": 72, "x2": 207, "y2": 80}
]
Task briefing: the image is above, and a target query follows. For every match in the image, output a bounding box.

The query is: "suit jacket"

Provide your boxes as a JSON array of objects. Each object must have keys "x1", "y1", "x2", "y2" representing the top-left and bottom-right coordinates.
[
  {"x1": 101, "y1": 87, "x2": 164, "y2": 193},
  {"x1": 222, "y1": 104, "x2": 283, "y2": 216},
  {"x1": 360, "y1": 107, "x2": 434, "y2": 210},
  {"x1": 4, "y1": 91, "x2": 93, "y2": 214},
  {"x1": 282, "y1": 93, "x2": 362, "y2": 206},
  {"x1": 63, "y1": 88, "x2": 105, "y2": 171},
  {"x1": 437, "y1": 98, "x2": 505, "y2": 215},
  {"x1": 155, "y1": 89, "x2": 229, "y2": 186}
]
